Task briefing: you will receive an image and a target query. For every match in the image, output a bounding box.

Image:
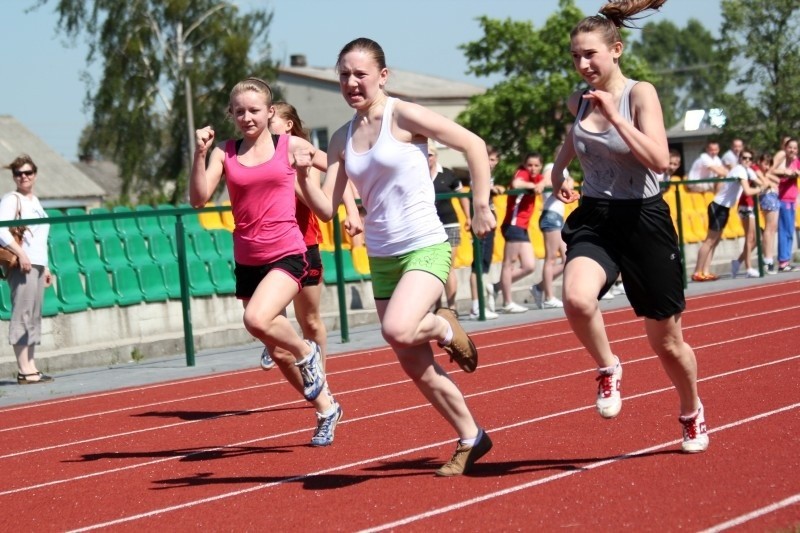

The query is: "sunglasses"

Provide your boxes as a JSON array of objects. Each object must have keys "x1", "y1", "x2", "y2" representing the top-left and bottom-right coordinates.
[{"x1": 13, "y1": 170, "x2": 35, "y2": 178}]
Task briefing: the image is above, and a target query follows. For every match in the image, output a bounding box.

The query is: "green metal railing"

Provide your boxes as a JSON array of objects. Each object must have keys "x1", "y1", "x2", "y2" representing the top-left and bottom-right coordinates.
[{"x1": 0, "y1": 179, "x2": 763, "y2": 366}]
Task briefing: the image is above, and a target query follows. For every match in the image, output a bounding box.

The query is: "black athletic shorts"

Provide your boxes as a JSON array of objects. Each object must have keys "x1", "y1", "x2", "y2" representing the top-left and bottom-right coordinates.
[
  {"x1": 304, "y1": 244, "x2": 323, "y2": 286},
  {"x1": 706, "y1": 201, "x2": 730, "y2": 233},
  {"x1": 234, "y1": 253, "x2": 309, "y2": 300},
  {"x1": 561, "y1": 195, "x2": 686, "y2": 320}
]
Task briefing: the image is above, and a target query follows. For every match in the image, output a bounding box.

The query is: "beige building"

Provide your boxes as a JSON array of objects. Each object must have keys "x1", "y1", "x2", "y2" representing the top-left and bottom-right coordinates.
[{"x1": 276, "y1": 55, "x2": 486, "y2": 172}]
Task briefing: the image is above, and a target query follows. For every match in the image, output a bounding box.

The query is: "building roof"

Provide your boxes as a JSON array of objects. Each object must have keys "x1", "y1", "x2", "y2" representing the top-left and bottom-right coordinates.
[
  {"x1": 0, "y1": 115, "x2": 106, "y2": 204},
  {"x1": 279, "y1": 65, "x2": 486, "y2": 101}
]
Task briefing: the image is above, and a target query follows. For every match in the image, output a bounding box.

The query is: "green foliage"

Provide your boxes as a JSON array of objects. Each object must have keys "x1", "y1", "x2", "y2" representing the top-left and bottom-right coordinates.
[
  {"x1": 456, "y1": 0, "x2": 655, "y2": 183},
  {"x1": 630, "y1": 19, "x2": 731, "y2": 126},
  {"x1": 719, "y1": 0, "x2": 800, "y2": 151},
  {"x1": 38, "y1": 0, "x2": 277, "y2": 202}
]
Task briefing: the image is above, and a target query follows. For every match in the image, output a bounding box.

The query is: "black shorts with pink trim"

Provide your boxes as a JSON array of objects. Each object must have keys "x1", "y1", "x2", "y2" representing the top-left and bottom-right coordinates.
[{"x1": 234, "y1": 253, "x2": 309, "y2": 299}]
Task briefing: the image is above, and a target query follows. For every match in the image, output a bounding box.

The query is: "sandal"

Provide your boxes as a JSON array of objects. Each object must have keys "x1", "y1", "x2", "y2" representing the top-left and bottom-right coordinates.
[{"x1": 17, "y1": 372, "x2": 55, "y2": 385}]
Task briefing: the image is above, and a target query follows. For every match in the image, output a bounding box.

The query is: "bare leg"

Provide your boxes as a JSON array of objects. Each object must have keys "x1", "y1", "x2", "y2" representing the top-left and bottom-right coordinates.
[
  {"x1": 644, "y1": 315, "x2": 701, "y2": 415},
  {"x1": 377, "y1": 271, "x2": 479, "y2": 440},
  {"x1": 562, "y1": 257, "x2": 616, "y2": 367}
]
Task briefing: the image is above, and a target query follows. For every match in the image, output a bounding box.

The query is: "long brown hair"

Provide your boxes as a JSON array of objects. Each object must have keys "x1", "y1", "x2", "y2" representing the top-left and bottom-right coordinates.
[
  {"x1": 272, "y1": 102, "x2": 309, "y2": 142},
  {"x1": 571, "y1": 0, "x2": 667, "y2": 45}
]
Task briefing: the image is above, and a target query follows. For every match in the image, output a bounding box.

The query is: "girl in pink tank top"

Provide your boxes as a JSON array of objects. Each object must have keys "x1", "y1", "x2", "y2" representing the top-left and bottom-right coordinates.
[{"x1": 188, "y1": 77, "x2": 344, "y2": 447}]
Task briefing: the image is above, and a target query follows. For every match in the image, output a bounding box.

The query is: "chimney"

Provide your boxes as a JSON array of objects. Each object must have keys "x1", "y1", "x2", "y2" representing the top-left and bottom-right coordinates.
[{"x1": 290, "y1": 54, "x2": 307, "y2": 67}]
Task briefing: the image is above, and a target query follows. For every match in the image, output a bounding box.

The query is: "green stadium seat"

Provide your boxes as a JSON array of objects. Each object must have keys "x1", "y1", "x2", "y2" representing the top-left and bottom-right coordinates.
[
  {"x1": 160, "y1": 262, "x2": 182, "y2": 299},
  {"x1": 147, "y1": 233, "x2": 177, "y2": 263},
  {"x1": 135, "y1": 262, "x2": 170, "y2": 302},
  {"x1": 111, "y1": 266, "x2": 143, "y2": 306},
  {"x1": 46, "y1": 209, "x2": 70, "y2": 241},
  {"x1": 55, "y1": 270, "x2": 89, "y2": 313},
  {"x1": 112, "y1": 206, "x2": 139, "y2": 239},
  {"x1": 48, "y1": 239, "x2": 81, "y2": 274},
  {"x1": 84, "y1": 267, "x2": 119, "y2": 308},
  {"x1": 320, "y1": 250, "x2": 365, "y2": 283},
  {"x1": 73, "y1": 236, "x2": 106, "y2": 272},
  {"x1": 156, "y1": 204, "x2": 177, "y2": 236},
  {"x1": 42, "y1": 284, "x2": 60, "y2": 316},
  {"x1": 64, "y1": 208, "x2": 95, "y2": 242},
  {"x1": 135, "y1": 205, "x2": 164, "y2": 238},
  {"x1": 210, "y1": 229, "x2": 233, "y2": 258},
  {"x1": 177, "y1": 203, "x2": 204, "y2": 234},
  {"x1": 122, "y1": 235, "x2": 155, "y2": 267},
  {"x1": 89, "y1": 207, "x2": 118, "y2": 240},
  {"x1": 0, "y1": 281, "x2": 11, "y2": 320},
  {"x1": 187, "y1": 259, "x2": 216, "y2": 297},
  {"x1": 207, "y1": 257, "x2": 235, "y2": 294},
  {"x1": 99, "y1": 236, "x2": 132, "y2": 271},
  {"x1": 190, "y1": 231, "x2": 221, "y2": 262}
]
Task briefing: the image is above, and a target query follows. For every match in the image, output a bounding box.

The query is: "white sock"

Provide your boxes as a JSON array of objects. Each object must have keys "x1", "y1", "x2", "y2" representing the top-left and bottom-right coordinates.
[
  {"x1": 460, "y1": 428, "x2": 482, "y2": 447},
  {"x1": 471, "y1": 300, "x2": 479, "y2": 314},
  {"x1": 438, "y1": 316, "x2": 454, "y2": 346}
]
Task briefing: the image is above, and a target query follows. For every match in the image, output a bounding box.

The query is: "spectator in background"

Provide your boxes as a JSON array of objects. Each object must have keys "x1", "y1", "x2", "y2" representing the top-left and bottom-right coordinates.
[
  {"x1": 531, "y1": 146, "x2": 570, "y2": 309},
  {"x1": 731, "y1": 149, "x2": 767, "y2": 278},
  {"x1": 692, "y1": 149, "x2": 763, "y2": 282},
  {"x1": 429, "y1": 140, "x2": 471, "y2": 313},
  {"x1": 468, "y1": 144, "x2": 503, "y2": 320},
  {"x1": 720, "y1": 138, "x2": 744, "y2": 170},
  {"x1": 759, "y1": 147, "x2": 783, "y2": 274},
  {"x1": 770, "y1": 138, "x2": 800, "y2": 272},
  {"x1": 0, "y1": 155, "x2": 54, "y2": 384},
  {"x1": 686, "y1": 140, "x2": 728, "y2": 193},
  {"x1": 497, "y1": 153, "x2": 544, "y2": 314},
  {"x1": 662, "y1": 149, "x2": 682, "y2": 187}
]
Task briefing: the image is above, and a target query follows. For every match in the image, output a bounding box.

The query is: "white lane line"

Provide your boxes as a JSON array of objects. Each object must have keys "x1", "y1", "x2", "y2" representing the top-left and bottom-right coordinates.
[
  {"x1": 2, "y1": 284, "x2": 796, "y2": 416},
  {"x1": 698, "y1": 493, "x2": 800, "y2": 532}
]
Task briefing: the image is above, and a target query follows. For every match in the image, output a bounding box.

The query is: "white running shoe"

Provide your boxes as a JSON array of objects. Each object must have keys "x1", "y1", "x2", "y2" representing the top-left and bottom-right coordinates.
[
  {"x1": 260, "y1": 346, "x2": 276, "y2": 370},
  {"x1": 531, "y1": 284, "x2": 544, "y2": 309},
  {"x1": 679, "y1": 402, "x2": 709, "y2": 453},
  {"x1": 731, "y1": 259, "x2": 741, "y2": 279},
  {"x1": 501, "y1": 301, "x2": 528, "y2": 313},
  {"x1": 483, "y1": 275, "x2": 496, "y2": 312},
  {"x1": 611, "y1": 282, "x2": 626, "y2": 296},
  {"x1": 469, "y1": 309, "x2": 499, "y2": 320},
  {"x1": 600, "y1": 291, "x2": 615, "y2": 301},
  {"x1": 596, "y1": 357, "x2": 622, "y2": 418},
  {"x1": 542, "y1": 297, "x2": 563, "y2": 309},
  {"x1": 745, "y1": 268, "x2": 759, "y2": 278}
]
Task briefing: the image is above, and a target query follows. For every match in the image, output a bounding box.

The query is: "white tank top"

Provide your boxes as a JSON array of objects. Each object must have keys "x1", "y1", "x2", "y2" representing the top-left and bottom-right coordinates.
[{"x1": 344, "y1": 97, "x2": 447, "y2": 256}]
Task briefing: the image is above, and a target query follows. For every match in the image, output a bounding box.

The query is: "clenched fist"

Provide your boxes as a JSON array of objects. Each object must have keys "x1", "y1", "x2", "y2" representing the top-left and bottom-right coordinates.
[{"x1": 195, "y1": 126, "x2": 215, "y2": 153}]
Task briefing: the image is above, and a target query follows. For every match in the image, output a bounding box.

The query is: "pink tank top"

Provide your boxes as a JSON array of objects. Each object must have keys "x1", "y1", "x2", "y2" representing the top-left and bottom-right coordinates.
[{"x1": 223, "y1": 135, "x2": 306, "y2": 265}]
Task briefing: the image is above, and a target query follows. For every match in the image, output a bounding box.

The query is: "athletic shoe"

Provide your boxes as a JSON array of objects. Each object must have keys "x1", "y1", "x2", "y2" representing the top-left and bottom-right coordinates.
[
  {"x1": 435, "y1": 429, "x2": 493, "y2": 477},
  {"x1": 259, "y1": 346, "x2": 276, "y2": 370},
  {"x1": 468, "y1": 309, "x2": 499, "y2": 320},
  {"x1": 691, "y1": 272, "x2": 707, "y2": 282},
  {"x1": 484, "y1": 275, "x2": 496, "y2": 312},
  {"x1": 310, "y1": 402, "x2": 343, "y2": 447},
  {"x1": 745, "y1": 268, "x2": 759, "y2": 278},
  {"x1": 766, "y1": 262, "x2": 777, "y2": 275},
  {"x1": 704, "y1": 272, "x2": 719, "y2": 281},
  {"x1": 778, "y1": 262, "x2": 798, "y2": 272},
  {"x1": 531, "y1": 284, "x2": 544, "y2": 309},
  {"x1": 296, "y1": 341, "x2": 326, "y2": 401},
  {"x1": 501, "y1": 302, "x2": 528, "y2": 313},
  {"x1": 611, "y1": 282, "x2": 626, "y2": 296},
  {"x1": 542, "y1": 297, "x2": 563, "y2": 309},
  {"x1": 600, "y1": 291, "x2": 615, "y2": 300},
  {"x1": 730, "y1": 259, "x2": 741, "y2": 278},
  {"x1": 679, "y1": 403, "x2": 709, "y2": 453},
  {"x1": 435, "y1": 307, "x2": 479, "y2": 373},
  {"x1": 596, "y1": 357, "x2": 622, "y2": 418}
]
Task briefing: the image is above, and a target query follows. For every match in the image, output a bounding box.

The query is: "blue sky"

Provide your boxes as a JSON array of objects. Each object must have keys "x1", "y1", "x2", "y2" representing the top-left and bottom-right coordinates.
[{"x1": 1, "y1": 0, "x2": 721, "y2": 162}]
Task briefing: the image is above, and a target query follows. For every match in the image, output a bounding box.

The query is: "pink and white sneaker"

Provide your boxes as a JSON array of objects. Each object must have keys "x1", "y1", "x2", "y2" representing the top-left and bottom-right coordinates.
[
  {"x1": 596, "y1": 356, "x2": 622, "y2": 418},
  {"x1": 679, "y1": 402, "x2": 709, "y2": 453}
]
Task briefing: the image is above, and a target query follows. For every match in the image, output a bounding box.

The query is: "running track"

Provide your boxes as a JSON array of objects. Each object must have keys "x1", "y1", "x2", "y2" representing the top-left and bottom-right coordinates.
[{"x1": 1, "y1": 281, "x2": 799, "y2": 531}]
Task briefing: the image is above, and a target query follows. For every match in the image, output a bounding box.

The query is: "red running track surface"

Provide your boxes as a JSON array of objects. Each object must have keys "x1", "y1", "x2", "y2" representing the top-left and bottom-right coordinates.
[{"x1": 1, "y1": 281, "x2": 799, "y2": 531}]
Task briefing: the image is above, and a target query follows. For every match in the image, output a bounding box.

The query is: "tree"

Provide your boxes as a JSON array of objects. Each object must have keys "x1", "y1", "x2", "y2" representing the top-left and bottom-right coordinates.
[
  {"x1": 718, "y1": 0, "x2": 800, "y2": 151},
  {"x1": 457, "y1": 0, "x2": 655, "y2": 183},
  {"x1": 629, "y1": 19, "x2": 732, "y2": 127},
  {"x1": 37, "y1": 0, "x2": 276, "y2": 203}
]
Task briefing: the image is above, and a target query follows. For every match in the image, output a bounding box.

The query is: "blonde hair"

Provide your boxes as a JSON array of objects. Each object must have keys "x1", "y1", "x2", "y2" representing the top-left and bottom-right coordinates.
[
  {"x1": 272, "y1": 102, "x2": 309, "y2": 141},
  {"x1": 227, "y1": 77, "x2": 274, "y2": 115}
]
